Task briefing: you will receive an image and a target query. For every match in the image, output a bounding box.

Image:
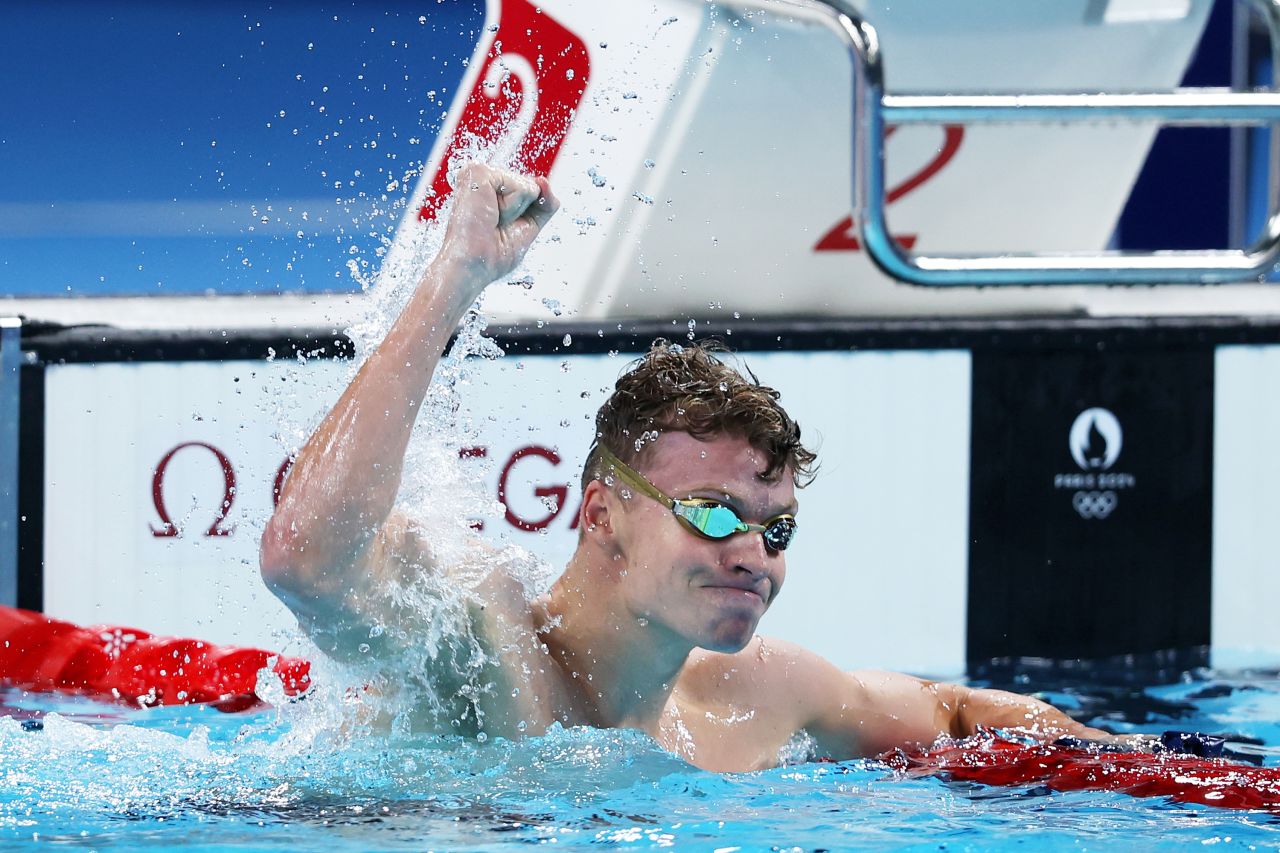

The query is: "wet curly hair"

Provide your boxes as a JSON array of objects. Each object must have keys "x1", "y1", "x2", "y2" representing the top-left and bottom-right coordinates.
[{"x1": 582, "y1": 339, "x2": 817, "y2": 489}]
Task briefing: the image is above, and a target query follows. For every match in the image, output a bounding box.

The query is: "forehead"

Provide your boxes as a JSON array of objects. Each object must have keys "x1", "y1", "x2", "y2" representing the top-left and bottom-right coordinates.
[{"x1": 638, "y1": 432, "x2": 795, "y2": 505}]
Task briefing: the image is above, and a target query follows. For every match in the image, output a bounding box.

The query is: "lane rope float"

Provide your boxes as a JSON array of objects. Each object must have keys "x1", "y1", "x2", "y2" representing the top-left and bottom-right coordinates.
[
  {"x1": 0, "y1": 604, "x2": 310, "y2": 712},
  {"x1": 882, "y1": 730, "x2": 1280, "y2": 811}
]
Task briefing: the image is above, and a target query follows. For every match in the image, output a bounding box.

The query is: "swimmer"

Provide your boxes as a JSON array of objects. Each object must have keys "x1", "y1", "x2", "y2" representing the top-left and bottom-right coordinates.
[{"x1": 261, "y1": 163, "x2": 1111, "y2": 772}]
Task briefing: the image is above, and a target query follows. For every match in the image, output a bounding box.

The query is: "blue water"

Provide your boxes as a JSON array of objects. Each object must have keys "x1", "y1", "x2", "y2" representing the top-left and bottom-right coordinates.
[{"x1": 4, "y1": 673, "x2": 1280, "y2": 852}]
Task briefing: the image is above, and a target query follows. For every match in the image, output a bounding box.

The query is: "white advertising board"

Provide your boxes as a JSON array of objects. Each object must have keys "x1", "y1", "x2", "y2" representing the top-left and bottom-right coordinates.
[
  {"x1": 42, "y1": 347, "x2": 972, "y2": 674},
  {"x1": 1212, "y1": 345, "x2": 1280, "y2": 668}
]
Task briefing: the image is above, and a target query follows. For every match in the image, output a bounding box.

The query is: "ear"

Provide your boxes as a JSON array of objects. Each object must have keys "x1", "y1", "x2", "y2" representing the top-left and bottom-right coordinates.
[{"x1": 578, "y1": 478, "x2": 617, "y2": 546}]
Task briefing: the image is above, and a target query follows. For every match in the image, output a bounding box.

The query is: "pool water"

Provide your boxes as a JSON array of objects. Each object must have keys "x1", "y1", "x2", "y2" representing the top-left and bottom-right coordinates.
[{"x1": 3, "y1": 672, "x2": 1280, "y2": 852}]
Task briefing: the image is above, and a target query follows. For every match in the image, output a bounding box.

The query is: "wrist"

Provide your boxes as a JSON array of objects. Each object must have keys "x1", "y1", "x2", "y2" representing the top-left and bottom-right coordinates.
[{"x1": 422, "y1": 251, "x2": 491, "y2": 314}]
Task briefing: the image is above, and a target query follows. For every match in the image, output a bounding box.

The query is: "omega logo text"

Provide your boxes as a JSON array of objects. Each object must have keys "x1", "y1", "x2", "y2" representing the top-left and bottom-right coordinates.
[{"x1": 149, "y1": 441, "x2": 578, "y2": 538}]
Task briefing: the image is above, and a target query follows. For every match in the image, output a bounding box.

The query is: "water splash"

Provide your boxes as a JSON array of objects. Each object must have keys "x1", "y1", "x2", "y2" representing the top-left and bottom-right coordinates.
[{"x1": 267, "y1": 129, "x2": 560, "y2": 737}]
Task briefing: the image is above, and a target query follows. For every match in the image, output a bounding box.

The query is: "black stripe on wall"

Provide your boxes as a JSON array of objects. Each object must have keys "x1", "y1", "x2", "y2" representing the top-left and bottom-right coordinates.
[
  {"x1": 967, "y1": 346, "x2": 1214, "y2": 678},
  {"x1": 17, "y1": 363, "x2": 45, "y2": 612}
]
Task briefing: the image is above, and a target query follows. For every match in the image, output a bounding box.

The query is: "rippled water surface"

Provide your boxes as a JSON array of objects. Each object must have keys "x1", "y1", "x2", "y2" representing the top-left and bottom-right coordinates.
[{"x1": 4, "y1": 673, "x2": 1280, "y2": 852}]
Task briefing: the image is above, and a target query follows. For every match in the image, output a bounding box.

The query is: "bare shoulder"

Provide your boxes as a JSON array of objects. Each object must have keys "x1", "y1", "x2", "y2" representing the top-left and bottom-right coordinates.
[
  {"x1": 678, "y1": 639, "x2": 933, "y2": 714},
  {"x1": 677, "y1": 641, "x2": 952, "y2": 760},
  {"x1": 679, "y1": 635, "x2": 846, "y2": 710},
  {"x1": 311, "y1": 509, "x2": 536, "y2": 663}
]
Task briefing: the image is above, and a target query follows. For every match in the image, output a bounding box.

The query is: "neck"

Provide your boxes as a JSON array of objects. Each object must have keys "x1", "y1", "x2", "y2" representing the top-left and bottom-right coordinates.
[{"x1": 540, "y1": 553, "x2": 692, "y2": 733}]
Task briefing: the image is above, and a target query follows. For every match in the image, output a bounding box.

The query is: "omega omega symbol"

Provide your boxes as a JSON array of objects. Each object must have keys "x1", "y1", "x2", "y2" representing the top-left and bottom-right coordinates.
[
  {"x1": 417, "y1": 0, "x2": 590, "y2": 224},
  {"x1": 1052, "y1": 407, "x2": 1137, "y2": 520}
]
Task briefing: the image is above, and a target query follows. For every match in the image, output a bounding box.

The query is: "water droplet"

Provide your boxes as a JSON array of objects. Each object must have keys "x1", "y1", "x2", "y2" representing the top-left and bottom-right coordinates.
[
  {"x1": 358, "y1": 643, "x2": 370, "y2": 654},
  {"x1": 562, "y1": 333, "x2": 572, "y2": 346}
]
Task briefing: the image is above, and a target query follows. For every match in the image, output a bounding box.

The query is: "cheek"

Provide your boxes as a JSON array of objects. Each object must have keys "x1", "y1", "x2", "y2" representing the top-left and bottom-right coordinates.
[{"x1": 768, "y1": 559, "x2": 787, "y2": 601}]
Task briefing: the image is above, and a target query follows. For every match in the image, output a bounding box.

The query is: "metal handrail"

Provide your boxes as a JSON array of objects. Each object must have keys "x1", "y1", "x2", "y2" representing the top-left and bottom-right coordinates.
[
  {"x1": 735, "y1": 0, "x2": 1280, "y2": 286},
  {"x1": 883, "y1": 91, "x2": 1280, "y2": 126}
]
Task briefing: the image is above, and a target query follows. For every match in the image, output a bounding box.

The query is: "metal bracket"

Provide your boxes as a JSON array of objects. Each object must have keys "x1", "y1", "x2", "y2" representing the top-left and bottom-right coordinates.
[{"x1": 735, "y1": 0, "x2": 1280, "y2": 285}]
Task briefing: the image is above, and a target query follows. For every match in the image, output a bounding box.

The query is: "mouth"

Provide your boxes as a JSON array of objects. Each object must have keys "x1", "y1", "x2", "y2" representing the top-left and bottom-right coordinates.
[{"x1": 702, "y1": 585, "x2": 767, "y2": 605}]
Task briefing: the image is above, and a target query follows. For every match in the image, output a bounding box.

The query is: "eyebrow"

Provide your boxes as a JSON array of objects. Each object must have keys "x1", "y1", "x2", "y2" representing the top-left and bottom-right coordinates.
[{"x1": 682, "y1": 486, "x2": 799, "y2": 518}]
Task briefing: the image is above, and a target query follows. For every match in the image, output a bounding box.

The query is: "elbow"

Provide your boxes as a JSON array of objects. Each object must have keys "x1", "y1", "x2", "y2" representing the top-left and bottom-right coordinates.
[
  {"x1": 260, "y1": 507, "x2": 360, "y2": 616},
  {"x1": 259, "y1": 513, "x2": 312, "y2": 602}
]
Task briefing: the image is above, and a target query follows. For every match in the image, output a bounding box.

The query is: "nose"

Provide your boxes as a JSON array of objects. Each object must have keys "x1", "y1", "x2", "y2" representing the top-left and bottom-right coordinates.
[{"x1": 726, "y1": 529, "x2": 781, "y2": 583}]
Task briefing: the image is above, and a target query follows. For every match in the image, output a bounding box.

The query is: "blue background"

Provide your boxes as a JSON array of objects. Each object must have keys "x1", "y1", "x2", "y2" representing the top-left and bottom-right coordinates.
[
  {"x1": 2, "y1": 1, "x2": 1268, "y2": 297},
  {"x1": 0, "y1": 1, "x2": 484, "y2": 297}
]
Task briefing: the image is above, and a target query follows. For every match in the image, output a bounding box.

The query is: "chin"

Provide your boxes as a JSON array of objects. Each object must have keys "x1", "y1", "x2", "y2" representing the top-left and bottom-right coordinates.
[{"x1": 698, "y1": 620, "x2": 758, "y2": 654}]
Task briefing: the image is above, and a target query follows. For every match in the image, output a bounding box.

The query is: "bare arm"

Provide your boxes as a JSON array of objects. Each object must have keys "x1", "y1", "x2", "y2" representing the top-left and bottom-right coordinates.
[
  {"x1": 260, "y1": 163, "x2": 559, "y2": 651},
  {"x1": 734, "y1": 638, "x2": 1105, "y2": 760},
  {"x1": 933, "y1": 679, "x2": 1109, "y2": 742},
  {"x1": 809, "y1": 668, "x2": 1108, "y2": 759}
]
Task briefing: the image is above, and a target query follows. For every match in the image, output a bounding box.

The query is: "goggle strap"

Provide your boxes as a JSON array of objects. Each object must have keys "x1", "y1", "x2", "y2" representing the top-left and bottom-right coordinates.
[{"x1": 596, "y1": 445, "x2": 674, "y2": 508}]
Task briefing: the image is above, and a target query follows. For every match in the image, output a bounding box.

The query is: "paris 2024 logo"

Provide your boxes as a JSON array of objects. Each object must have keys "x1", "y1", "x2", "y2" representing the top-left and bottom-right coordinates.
[{"x1": 1053, "y1": 407, "x2": 1137, "y2": 520}]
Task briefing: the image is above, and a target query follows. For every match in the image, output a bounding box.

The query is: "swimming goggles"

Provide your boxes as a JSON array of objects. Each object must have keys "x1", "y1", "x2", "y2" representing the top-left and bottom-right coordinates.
[{"x1": 595, "y1": 445, "x2": 798, "y2": 552}]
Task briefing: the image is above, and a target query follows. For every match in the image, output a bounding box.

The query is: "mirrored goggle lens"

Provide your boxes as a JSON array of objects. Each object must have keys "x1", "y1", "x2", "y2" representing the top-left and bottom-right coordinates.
[
  {"x1": 761, "y1": 517, "x2": 797, "y2": 551},
  {"x1": 675, "y1": 502, "x2": 743, "y2": 538},
  {"x1": 675, "y1": 502, "x2": 797, "y2": 551}
]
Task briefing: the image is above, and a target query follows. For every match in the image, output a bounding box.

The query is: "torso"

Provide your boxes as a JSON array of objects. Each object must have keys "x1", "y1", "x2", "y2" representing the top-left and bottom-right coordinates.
[{"x1": 460, "y1": 573, "x2": 817, "y2": 772}]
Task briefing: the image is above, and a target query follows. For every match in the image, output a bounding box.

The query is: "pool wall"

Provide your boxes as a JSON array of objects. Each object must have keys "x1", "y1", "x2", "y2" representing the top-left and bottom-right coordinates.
[{"x1": 10, "y1": 316, "x2": 1280, "y2": 679}]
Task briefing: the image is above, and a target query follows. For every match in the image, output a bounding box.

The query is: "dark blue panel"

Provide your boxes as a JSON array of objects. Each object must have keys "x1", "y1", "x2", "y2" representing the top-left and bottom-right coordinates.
[
  {"x1": 0, "y1": 1, "x2": 485, "y2": 296},
  {"x1": 1245, "y1": 53, "x2": 1273, "y2": 256},
  {"x1": 1115, "y1": 0, "x2": 1233, "y2": 251}
]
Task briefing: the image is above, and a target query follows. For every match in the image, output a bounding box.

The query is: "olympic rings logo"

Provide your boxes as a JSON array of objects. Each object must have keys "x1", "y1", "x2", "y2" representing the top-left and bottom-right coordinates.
[{"x1": 1072, "y1": 490, "x2": 1118, "y2": 520}]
